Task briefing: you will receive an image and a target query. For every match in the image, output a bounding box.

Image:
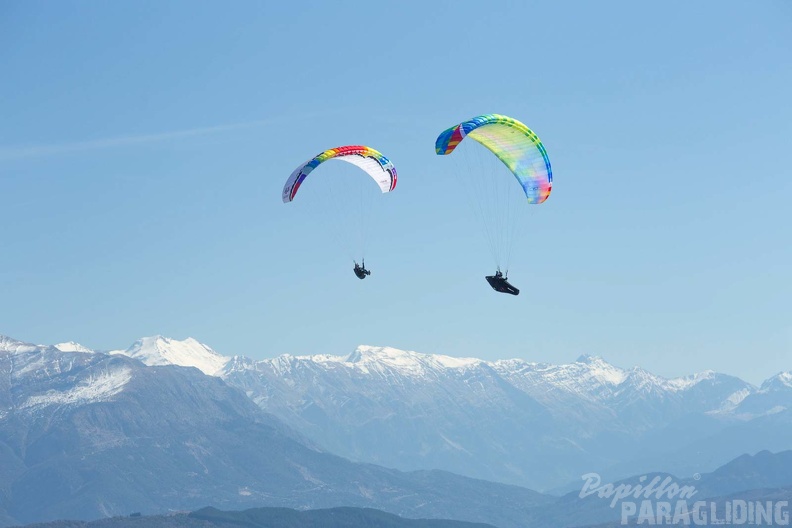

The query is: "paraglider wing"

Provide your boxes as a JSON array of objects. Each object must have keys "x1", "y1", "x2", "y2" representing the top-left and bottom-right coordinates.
[
  {"x1": 282, "y1": 145, "x2": 397, "y2": 203},
  {"x1": 435, "y1": 114, "x2": 552, "y2": 204}
]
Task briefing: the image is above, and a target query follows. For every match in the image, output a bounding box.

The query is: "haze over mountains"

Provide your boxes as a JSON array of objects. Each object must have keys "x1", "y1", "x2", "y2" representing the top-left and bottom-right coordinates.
[
  {"x1": 2, "y1": 333, "x2": 791, "y2": 527},
  {"x1": 16, "y1": 450, "x2": 792, "y2": 528},
  {"x1": 12, "y1": 506, "x2": 501, "y2": 528},
  {"x1": 110, "y1": 335, "x2": 792, "y2": 490},
  {"x1": 0, "y1": 335, "x2": 550, "y2": 528}
]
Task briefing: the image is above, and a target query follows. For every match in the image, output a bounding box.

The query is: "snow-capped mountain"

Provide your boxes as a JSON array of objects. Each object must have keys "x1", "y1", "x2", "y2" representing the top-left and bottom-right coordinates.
[
  {"x1": 111, "y1": 335, "x2": 229, "y2": 375},
  {"x1": 0, "y1": 334, "x2": 40, "y2": 355},
  {"x1": 729, "y1": 370, "x2": 792, "y2": 417},
  {"x1": 760, "y1": 371, "x2": 792, "y2": 391},
  {"x1": 0, "y1": 334, "x2": 550, "y2": 528},
  {"x1": 6, "y1": 333, "x2": 789, "y2": 492},
  {"x1": 52, "y1": 341, "x2": 94, "y2": 353},
  {"x1": 218, "y1": 345, "x2": 768, "y2": 489}
]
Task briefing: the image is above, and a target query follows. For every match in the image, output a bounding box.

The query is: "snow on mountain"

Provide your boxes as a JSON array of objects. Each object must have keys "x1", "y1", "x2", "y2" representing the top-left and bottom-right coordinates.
[
  {"x1": 218, "y1": 345, "x2": 756, "y2": 425},
  {"x1": 0, "y1": 336, "x2": 138, "y2": 425},
  {"x1": 262, "y1": 346, "x2": 482, "y2": 378},
  {"x1": 112, "y1": 335, "x2": 229, "y2": 375},
  {"x1": 0, "y1": 335, "x2": 41, "y2": 355},
  {"x1": 2, "y1": 336, "x2": 94, "y2": 356},
  {"x1": 713, "y1": 387, "x2": 753, "y2": 413},
  {"x1": 665, "y1": 370, "x2": 717, "y2": 391},
  {"x1": 490, "y1": 355, "x2": 632, "y2": 403},
  {"x1": 216, "y1": 344, "x2": 776, "y2": 489},
  {"x1": 98, "y1": 336, "x2": 749, "y2": 414},
  {"x1": 760, "y1": 371, "x2": 792, "y2": 392},
  {"x1": 53, "y1": 341, "x2": 94, "y2": 353},
  {"x1": 6, "y1": 332, "x2": 786, "y2": 491},
  {"x1": 20, "y1": 366, "x2": 133, "y2": 410},
  {"x1": 328, "y1": 345, "x2": 481, "y2": 376},
  {"x1": 729, "y1": 371, "x2": 792, "y2": 417},
  {"x1": 0, "y1": 333, "x2": 552, "y2": 528}
]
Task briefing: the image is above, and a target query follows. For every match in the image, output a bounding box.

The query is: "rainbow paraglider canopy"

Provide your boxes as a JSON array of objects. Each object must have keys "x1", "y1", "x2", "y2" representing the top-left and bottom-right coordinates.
[
  {"x1": 435, "y1": 114, "x2": 552, "y2": 204},
  {"x1": 283, "y1": 145, "x2": 397, "y2": 203}
]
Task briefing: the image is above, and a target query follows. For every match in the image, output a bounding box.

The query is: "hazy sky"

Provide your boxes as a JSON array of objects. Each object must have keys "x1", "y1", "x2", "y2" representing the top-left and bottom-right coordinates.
[{"x1": 1, "y1": 1, "x2": 790, "y2": 384}]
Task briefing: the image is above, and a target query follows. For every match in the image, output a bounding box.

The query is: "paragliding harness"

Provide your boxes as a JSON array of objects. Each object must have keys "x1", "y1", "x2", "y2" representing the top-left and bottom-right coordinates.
[
  {"x1": 485, "y1": 269, "x2": 519, "y2": 296},
  {"x1": 354, "y1": 260, "x2": 371, "y2": 280}
]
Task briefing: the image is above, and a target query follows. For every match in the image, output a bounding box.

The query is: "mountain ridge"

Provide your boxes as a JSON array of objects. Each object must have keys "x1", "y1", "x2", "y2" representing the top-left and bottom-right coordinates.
[
  {"x1": 4, "y1": 334, "x2": 790, "y2": 490},
  {"x1": 0, "y1": 336, "x2": 553, "y2": 528}
]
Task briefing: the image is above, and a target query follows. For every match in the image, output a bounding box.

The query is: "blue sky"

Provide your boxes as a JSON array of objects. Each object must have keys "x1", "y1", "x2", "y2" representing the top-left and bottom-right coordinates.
[{"x1": 1, "y1": 1, "x2": 790, "y2": 384}]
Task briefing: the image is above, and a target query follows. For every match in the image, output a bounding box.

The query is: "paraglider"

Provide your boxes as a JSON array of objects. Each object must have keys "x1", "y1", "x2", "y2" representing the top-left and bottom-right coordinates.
[
  {"x1": 435, "y1": 114, "x2": 552, "y2": 295},
  {"x1": 485, "y1": 270, "x2": 519, "y2": 296},
  {"x1": 283, "y1": 145, "x2": 397, "y2": 279},
  {"x1": 353, "y1": 261, "x2": 371, "y2": 279}
]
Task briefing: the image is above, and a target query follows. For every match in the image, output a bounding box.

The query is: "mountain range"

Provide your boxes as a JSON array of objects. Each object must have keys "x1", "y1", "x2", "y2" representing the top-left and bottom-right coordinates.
[
  {"x1": 10, "y1": 451, "x2": 792, "y2": 528},
  {"x1": 2, "y1": 333, "x2": 790, "y2": 527},
  {"x1": 0, "y1": 335, "x2": 549, "y2": 528},
  {"x1": 110, "y1": 336, "x2": 792, "y2": 490}
]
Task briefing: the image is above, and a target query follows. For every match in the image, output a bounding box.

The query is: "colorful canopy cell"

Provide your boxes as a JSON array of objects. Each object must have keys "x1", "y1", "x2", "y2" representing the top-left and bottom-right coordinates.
[
  {"x1": 282, "y1": 145, "x2": 397, "y2": 203},
  {"x1": 435, "y1": 114, "x2": 552, "y2": 204}
]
